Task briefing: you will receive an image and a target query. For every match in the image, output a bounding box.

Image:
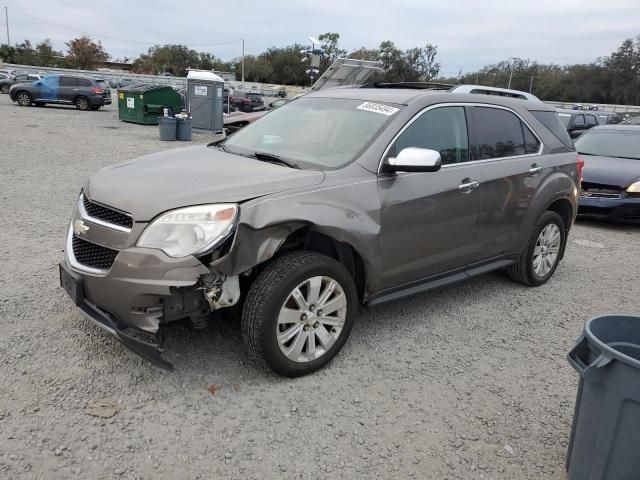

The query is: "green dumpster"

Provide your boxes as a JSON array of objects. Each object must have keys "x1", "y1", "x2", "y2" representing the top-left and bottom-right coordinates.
[{"x1": 117, "y1": 84, "x2": 183, "y2": 125}]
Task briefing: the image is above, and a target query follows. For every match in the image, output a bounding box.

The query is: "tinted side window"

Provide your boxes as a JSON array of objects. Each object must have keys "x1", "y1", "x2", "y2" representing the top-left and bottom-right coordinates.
[
  {"x1": 530, "y1": 111, "x2": 573, "y2": 148},
  {"x1": 394, "y1": 106, "x2": 469, "y2": 165},
  {"x1": 15, "y1": 75, "x2": 27, "y2": 81},
  {"x1": 573, "y1": 115, "x2": 585, "y2": 127},
  {"x1": 77, "y1": 78, "x2": 92, "y2": 87},
  {"x1": 522, "y1": 124, "x2": 540, "y2": 154},
  {"x1": 473, "y1": 107, "x2": 526, "y2": 159},
  {"x1": 59, "y1": 76, "x2": 74, "y2": 87},
  {"x1": 585, "y1": 115, "x2": 597, "y2": 127}
]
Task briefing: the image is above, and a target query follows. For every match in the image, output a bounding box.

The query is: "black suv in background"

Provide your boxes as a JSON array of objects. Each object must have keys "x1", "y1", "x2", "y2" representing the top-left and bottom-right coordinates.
[
  {"x1": 0, "y1": 72, "x2": 43, "y2": 94},
  {"x1": 556, "y1": 108, "x2": 599, "y2": 138},
  {"x1": 9, "y1": 74, "x2": 112, "y2": 110}
]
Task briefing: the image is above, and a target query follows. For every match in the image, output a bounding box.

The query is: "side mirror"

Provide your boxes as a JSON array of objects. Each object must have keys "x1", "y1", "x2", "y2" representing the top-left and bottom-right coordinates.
[{"x1": 384, "y1": 147, "x2": 442, "y2": 173}]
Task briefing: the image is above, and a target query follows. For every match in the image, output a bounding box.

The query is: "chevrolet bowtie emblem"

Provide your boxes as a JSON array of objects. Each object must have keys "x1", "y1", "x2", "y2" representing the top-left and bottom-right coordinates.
[{"x1": 73, "y1": 219, "x2": 90, "y2": 235}]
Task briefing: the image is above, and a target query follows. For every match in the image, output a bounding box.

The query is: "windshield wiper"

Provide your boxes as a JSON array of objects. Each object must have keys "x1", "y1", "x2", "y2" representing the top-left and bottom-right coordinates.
[{"x1": 252, "y1": 151, "x2": 299, "y2": 169}]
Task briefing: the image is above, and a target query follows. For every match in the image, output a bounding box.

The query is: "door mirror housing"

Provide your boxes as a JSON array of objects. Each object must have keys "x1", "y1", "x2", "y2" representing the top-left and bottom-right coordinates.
[{"x1": 384, "y1": 147, "x2": 442, "y2": 173}]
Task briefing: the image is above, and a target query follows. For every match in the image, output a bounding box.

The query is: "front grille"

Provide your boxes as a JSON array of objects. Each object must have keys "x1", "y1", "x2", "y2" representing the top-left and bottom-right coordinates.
[
  {"x1": 580, "y1": 191, "x2": 622, "y2": 199},
  {"x1": 82, "y1": 195, "x2": 133, "y2": 229},
  {"x1": 72, "y1": 235, "x2": 119, "y2": 270}
]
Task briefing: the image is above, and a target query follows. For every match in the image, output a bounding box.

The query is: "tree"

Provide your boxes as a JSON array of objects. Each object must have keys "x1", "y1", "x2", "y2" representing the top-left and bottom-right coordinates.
[
  {"x1": 405, "y1": 44, "x2": 440, "y2": 80},
  {"x1": 65, "y1": 36, "x2": 109, "y2": 70},
  {"x1": 318, "y1": 32, "x2": 347, "y2": 72}
]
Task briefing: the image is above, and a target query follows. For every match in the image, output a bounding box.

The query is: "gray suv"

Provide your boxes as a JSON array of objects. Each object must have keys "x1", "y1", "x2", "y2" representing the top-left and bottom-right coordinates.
[{"x1": 59, "y1": 88, "x2": 580, "y2": 376}]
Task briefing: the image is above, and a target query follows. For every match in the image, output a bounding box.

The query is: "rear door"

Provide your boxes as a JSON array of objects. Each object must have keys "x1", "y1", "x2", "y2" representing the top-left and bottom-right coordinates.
[
  {"x1": 378, "y1": 105, "x2": 483, "y2": 288},
  {"x1": 469, "y1": 106, "x2": 543, "y2": 259}
]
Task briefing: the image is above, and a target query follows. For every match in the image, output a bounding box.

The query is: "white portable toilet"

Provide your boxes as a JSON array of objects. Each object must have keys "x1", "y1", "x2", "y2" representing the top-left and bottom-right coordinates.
[{"x1": 186, "y1": 70, "x2": 225, "y2": 133}]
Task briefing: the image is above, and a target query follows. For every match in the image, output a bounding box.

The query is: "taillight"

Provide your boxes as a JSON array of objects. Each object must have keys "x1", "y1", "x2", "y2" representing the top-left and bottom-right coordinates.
[
  {"x1": 577, "y1": 154, "x2": 585, "y2": 184},
  {"x1": 91, "y1": 87, "x2": 104, "y2": 94}
]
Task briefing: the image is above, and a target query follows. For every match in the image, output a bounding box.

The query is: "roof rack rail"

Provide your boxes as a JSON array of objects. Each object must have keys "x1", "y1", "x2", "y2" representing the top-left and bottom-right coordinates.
[{"x1": 360, "y1": 81, "x2": 454, "y2": 90}]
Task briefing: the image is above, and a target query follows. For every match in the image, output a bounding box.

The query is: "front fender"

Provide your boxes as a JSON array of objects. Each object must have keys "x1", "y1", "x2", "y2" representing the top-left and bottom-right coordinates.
[{"x1": 211, "y1": 177, "x2": 383, "y2": 290}]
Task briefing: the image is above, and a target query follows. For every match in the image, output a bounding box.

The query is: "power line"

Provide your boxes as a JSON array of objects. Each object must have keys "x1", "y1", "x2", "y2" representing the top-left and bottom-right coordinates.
[{"x1": 6, "y1": 7, "x2": 242, "y2": 48}]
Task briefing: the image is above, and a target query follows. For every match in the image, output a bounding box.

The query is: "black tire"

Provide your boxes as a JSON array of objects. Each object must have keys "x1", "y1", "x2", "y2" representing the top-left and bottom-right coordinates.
[
  {"x1": 1, "y1": 84, "x2": 9, "y2": 94},
  {"x1": 242, "y1": 251, "x2": 358, "y2": 377},
  {"x1": 75, "y1": 96, "x2": 91, "y2": 111},
  {"x1": 507, "y1": 210, "x2": 566, "y2": 286},
  {"x1": 15, "y1": 91, "x2": 32, "y2": 106}
]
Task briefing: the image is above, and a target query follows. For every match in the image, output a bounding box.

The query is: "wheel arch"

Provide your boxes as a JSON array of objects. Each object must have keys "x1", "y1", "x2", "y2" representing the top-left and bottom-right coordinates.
[{"x1": 213, "y1": 222, "x2": 371, "y2": 303}]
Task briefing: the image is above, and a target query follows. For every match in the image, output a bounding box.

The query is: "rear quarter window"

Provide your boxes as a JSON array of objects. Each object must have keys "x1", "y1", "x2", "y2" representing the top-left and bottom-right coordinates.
[{"x1": 530, "y1": 111, "x2": 574, "y2": 149}]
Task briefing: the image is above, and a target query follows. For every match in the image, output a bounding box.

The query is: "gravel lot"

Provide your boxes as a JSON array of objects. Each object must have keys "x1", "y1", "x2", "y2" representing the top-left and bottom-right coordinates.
[{"x1": 1, "y1": 93, "x2": 639, "y2": 480}]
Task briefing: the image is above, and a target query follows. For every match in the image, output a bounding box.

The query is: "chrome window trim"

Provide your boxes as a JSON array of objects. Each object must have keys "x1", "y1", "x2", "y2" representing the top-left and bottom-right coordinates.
[
  {"x1": 65, "y1": 225, "x2": 111, "y2": 276},
  {"x1": 377, "y1": 102, "x2": 545, "y2": 173},
  {"x1": 79, "y1": 194, "x2": 133, "y2": 233}
]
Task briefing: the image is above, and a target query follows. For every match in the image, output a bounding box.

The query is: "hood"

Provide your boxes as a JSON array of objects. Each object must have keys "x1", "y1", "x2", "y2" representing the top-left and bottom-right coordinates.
[
  {"x1": 224, "y1": 111, "x2": 267, "y2": 124},
  {"x1": 582, "y1": 154, "x2": 640, "y2": 188},
  {"x1": 86, "y1": 145, "x2": 325, "y2": 221}
]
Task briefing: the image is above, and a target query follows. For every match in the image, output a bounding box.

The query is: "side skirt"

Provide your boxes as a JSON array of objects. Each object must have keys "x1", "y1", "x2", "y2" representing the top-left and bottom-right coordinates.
[{"x1": 366, "y1": 256, "x2": 516, "y2": 307}]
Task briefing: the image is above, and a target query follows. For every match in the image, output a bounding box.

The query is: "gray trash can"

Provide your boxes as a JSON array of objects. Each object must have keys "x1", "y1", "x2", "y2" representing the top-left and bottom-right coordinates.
[
  {"x1": 566, "y1": 315, "x2": 640, "y2": 480},
  {"x1": 176, "y1": 117, "x2": 192, "y2": 141},
  {"x1": 158, "y1": 117, "x2": 177, "y2": 141}
]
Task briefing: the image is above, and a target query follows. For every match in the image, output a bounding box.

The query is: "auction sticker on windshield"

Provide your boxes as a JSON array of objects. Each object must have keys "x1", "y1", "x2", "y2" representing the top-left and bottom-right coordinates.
[{"x1": 357, "y1": 102, "x2": 399, "y2": 116}]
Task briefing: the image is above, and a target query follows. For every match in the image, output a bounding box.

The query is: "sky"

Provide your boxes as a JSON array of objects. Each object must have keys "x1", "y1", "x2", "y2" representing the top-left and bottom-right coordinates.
[{"x1": 4, "y1": 0, "x2": 640, "y2": 75}]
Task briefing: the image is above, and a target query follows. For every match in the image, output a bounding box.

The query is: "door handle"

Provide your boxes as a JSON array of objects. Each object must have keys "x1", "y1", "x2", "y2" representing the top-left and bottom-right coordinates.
[
  {"x1": 529, "y1": 164, "x2": 543, "y2": 176},
  {"x1": 458, "y1": 179, "x2": 480, "y2": 193}
]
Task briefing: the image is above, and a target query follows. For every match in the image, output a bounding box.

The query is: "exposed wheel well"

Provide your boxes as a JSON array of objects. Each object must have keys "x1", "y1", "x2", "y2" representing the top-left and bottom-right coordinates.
[{"x1": 275, "y1": 228, "x2": 366, "y2": 301}]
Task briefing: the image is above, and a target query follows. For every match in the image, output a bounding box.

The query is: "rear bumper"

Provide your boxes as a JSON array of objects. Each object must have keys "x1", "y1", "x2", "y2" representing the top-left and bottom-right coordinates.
[
  {"x1": 90, "y1": 95, "x2": 112, "y2": 106},
  {"x1": 577, "y1": 196, "x2": 640, "y2": 223}
]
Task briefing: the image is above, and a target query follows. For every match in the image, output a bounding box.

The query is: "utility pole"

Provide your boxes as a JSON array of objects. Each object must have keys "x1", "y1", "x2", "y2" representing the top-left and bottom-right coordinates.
[
  {"x1": 4, "y1": 7, "x2": 9, "y2": 46},
  {"x1": 529, "y1": 75, "x2": 534, "y2": 93},
  {"x1": 241, "y1": 38, "x2": 244, "y2": 84}
]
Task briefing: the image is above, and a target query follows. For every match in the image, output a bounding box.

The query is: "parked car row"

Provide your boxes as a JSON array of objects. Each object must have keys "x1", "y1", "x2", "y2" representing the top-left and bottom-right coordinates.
[{"x1": 0, "y1": 72, "x2": 44, "y2": 94}]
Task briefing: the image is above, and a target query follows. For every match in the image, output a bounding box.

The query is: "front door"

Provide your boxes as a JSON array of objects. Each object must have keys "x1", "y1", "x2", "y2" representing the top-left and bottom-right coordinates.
[
  {"x1": 34, "y1": 75, "x2": 59, "y2": 102},
  {"x1": 378, "y1": 106, "x2": 482, "y2": 290}
]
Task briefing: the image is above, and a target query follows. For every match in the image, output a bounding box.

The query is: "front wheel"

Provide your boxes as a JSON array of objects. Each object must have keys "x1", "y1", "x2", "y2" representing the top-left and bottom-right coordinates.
[
  {"x1": 75, "y1": 96, "x2": 90, "y2": 111},
  {"x1": 1, "y1": 84, "x2": 10, "y2": 94},
  {"x1": 16, "y1": 91, "x2": 32, "y2": 106},
  {"x1": 507, "y1": 211, "x2": 566, "y2": 286},
  {"x1": 242, "y1": 251, "x2": 358, "y2": 376}
]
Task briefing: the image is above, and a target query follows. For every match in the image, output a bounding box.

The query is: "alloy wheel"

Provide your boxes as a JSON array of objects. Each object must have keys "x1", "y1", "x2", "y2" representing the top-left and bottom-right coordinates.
[
  {"x1": 17, "y1": 93, "x2": 31, "y2": 106},
  {"x1": 532, "y1": 224, "x2": 561, "y2": 277},
  {"x1": 76, "y1": 98, "x2": 89, "y2": 110},
  {"x1": 276, "y1": 276, "x2": 347, "y2": 363}
]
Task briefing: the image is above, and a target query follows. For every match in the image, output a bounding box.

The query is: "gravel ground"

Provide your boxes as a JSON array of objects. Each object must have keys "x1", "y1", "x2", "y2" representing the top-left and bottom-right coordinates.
[{"x1": 1, "y1": 93, "x2": 639, "y2": 480}]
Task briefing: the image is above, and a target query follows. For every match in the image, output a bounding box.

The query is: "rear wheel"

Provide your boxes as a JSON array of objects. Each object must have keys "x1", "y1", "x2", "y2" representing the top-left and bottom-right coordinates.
[
  {"x1": 16, "y1": 91, "x2": 32, "y2": 106},
  {"x1": 508, "y1": 211, "x2": 565, "y2": 286},
  {"x1": 1, "y1": 84, "x2": 10, "y2": 94},
  {"x1": 242, "y1": 251, "x2": 358, "y2": 376},
  {"x1": 75, "y1": 96, "x2": 90, "y2": 111}
]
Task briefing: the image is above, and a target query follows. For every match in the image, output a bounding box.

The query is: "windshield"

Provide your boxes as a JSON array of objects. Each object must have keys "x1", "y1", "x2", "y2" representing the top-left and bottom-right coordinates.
[
  {"x1": 558, "y1": 113, "x2": 571, "y2": 127},
  {"x1": 574, "y1": 129, "x2": 640, "y2": 160},
  {"x1": 221, "y1": 97, "x2": 400, "y2": 169}
]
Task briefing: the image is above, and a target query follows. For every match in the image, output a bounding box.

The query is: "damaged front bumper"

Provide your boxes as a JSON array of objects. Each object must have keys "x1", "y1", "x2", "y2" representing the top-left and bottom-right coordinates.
[{"x1": 60, "y1": 258, "x2": 180, "y2": 370}]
